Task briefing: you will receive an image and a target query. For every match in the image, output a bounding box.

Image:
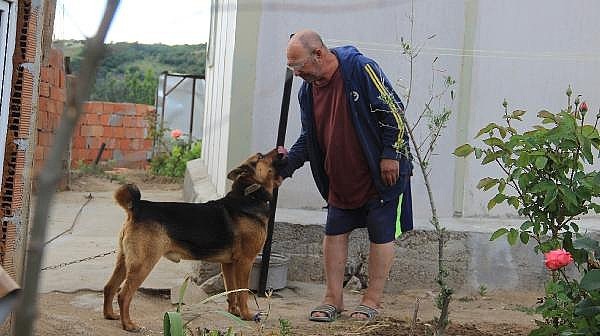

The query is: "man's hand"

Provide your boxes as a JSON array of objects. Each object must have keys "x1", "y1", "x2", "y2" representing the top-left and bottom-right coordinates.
[{"x1": 380, "y1": 159, "x2": 399, "y2": 186}]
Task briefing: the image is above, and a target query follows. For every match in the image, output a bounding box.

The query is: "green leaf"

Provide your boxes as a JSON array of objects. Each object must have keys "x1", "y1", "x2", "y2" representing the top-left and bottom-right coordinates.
[
  {"x1": 476, "y1": 177, "x2": 498, "y2": 191},
  {"x1": 511, "y1": 110, "x2": 526, "y2": 118},
  {"x1": 519, "y1": 231, "x2": 530, "y2": 244},
  {"x1": 453, "y1": 144, "x2": 474, "y2": 157},
  {"x1": 481, "y1": 151, "x2": 502, "y2": 165},
  {"x1": 490, "y1": 228, "x2": 508, "y2": 241},
  {"x1": 520, "y1": 221, "x2": 534, "y2": 230},
  {"x1": 534, "y1": 156, "x2": 548, "y2": 169},
  {"x1": 474, "y1": 147, "x2": 483, "y2": 159},
  {"x1": 507, "y1": 228, "x2": 519, "y2": 246},
  {"x1": 537, "y1": 110, "x2": 555, "y2": 120},
  {"x1": 543, "y1": 187, "x2": 558, "y2": 208},
  {"x1": 483, "y1": 137, "x2": 505, "y2": 148},
  {"x1": 475, "y1": 123, "x2": 497, "y2": 138},
  {"x1": 580, "y1": 269, "x2": 600, "y2": 291}
]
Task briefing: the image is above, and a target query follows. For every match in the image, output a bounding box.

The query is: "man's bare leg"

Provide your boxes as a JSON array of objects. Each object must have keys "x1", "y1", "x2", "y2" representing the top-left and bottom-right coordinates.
[
  {"x1": 352, "y1": 241, "x2": 395, "y2": 319},
  {"x1": 311, "y1": 233, "x2": 349, "y2": 318}
]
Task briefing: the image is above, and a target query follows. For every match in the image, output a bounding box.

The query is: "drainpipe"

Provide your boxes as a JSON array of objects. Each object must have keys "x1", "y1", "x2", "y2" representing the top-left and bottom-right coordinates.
[{"x1": 453, "y1": 0, "x2": 479, "y2": 217}]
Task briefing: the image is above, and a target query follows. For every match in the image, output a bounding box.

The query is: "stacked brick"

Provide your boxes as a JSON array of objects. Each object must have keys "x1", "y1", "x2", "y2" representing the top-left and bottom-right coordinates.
[
  {"x1": 35, "y1": 48, "x2": 66, "y2": 175},
  {"x1": 72, "y1": 102, "x2": 155, "y2": 168}
]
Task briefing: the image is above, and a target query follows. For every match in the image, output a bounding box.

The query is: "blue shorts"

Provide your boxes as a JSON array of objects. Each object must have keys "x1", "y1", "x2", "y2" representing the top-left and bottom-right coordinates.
[{"x1": 325, "y1": 178, "x2": 413, "y2": 244}]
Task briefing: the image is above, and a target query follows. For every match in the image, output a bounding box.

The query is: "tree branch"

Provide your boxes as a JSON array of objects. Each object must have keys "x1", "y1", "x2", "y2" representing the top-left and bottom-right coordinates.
[{"x1": 14, "y1": 2, "x2": 120, "y2": 335}]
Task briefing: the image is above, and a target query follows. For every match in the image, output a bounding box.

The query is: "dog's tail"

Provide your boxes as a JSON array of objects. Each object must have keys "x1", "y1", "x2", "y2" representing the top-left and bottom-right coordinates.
[{"x1": 114, "y1": 183, "x2": 141, "y2": 212}]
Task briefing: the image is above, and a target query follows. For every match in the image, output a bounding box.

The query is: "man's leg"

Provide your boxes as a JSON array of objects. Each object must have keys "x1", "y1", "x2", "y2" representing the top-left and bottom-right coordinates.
[
  {"x1": 351, "y1": 241, "x2": 395, "y2": 319},
  {"x1": 311, "y1": 232, "x2": 349, "y2": 318}
]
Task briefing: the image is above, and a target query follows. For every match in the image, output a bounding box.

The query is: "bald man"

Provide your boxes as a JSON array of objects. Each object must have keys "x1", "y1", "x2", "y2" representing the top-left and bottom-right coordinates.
[{"x1": 277, "y1": 30, "x2": 413, "y2": 321}]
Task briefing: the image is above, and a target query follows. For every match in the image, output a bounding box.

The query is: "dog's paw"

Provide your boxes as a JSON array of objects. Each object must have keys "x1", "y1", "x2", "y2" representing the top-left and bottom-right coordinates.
[
  {"x1": 122, "y1": 323, "x2": 143, "y2": 333},
  {"x1": 103, "y1": 312, "x2": 120, "y2": 320}
]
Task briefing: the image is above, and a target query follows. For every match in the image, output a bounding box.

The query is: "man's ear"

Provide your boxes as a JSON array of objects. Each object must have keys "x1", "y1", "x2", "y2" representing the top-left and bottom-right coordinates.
[{"x1": 227, "y1": 165, "x2": 249, "y2": 181}]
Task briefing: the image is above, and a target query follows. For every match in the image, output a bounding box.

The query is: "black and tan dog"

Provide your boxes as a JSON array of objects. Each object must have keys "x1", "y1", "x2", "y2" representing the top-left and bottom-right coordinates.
[{"x1": 103, "y1": 149, "x2": 283, "y2": 331}]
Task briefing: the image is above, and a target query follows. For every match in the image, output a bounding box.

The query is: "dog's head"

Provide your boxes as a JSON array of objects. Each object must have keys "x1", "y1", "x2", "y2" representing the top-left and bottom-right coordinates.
[{"x1": 227, "y1": 148, "x2": 284, "y2": 196}]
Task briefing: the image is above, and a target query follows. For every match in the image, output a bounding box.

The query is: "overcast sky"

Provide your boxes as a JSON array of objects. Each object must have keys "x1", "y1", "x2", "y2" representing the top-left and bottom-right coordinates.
[{"x1": 53, "y1": 0, "x2": 211, "y2": 45}]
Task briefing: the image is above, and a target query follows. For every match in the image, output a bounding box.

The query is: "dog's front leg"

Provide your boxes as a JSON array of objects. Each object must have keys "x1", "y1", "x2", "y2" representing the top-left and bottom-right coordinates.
[{"x1": 221, "y1": 263, "x2": 240, "y2": 316}]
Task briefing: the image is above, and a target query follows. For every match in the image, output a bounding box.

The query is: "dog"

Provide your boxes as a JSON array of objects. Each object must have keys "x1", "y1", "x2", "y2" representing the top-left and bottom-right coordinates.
[{"x1": 103, "y1": 149, "x2": 283, "y2": 332}]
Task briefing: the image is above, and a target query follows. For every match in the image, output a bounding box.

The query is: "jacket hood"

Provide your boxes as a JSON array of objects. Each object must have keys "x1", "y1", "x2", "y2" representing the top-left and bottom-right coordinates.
[{"x1": 331, "y1": 46, "x2": 363, "y2": 75}]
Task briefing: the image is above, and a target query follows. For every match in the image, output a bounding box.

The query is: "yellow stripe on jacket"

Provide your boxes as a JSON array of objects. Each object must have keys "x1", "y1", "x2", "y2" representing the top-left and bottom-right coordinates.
[{"x1": 364, "y1": 63, "x2": 405, "y2": 151}]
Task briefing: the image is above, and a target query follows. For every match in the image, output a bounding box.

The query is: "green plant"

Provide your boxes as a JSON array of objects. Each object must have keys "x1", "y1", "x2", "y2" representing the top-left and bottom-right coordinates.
[
  {"x1": 150, "y1": 139, "x2": 202, "y2": 178},
  {"x1": 454, "y1": 87, "x2": 600, "y2": 335},
  {"x1": 278, "y1": 319, "x2": 292, "y2": 336},
  {"x1": 478, "y1": 284, "x2": 488, "y2": 297}
]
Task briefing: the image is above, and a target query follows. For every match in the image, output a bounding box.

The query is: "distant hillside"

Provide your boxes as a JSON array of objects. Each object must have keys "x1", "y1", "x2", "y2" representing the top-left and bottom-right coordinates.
[{"x1": 53, "y1": 40, "x2": 206, "y2": 105}]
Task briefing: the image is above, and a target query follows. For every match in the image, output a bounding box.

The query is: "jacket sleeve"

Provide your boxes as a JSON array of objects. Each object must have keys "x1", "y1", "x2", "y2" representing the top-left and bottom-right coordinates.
[
  {"x1": 361, "y1": 61, "x2": 408, "y2": 161},
  {"x1": 278, "y1": 128, "x2": 309, "y2": 178}
]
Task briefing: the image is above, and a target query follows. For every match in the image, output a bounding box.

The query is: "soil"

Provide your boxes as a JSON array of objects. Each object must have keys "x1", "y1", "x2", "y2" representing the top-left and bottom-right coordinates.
[{"x1": 34, "y1": 170, "x2": 541, "y2": 336}]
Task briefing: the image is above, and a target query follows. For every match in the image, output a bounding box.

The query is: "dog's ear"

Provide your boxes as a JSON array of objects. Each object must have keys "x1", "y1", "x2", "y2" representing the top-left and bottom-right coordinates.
[{"x1": 227, "y1": 164, "x2": 250, "y2": 181}]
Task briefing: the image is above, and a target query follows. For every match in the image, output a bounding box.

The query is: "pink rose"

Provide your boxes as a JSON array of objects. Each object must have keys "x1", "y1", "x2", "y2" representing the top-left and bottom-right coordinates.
[
  {"x1": 579, "y1": 101, "x2": 588, "y2": 113},
  {"x1": 544, "y1": 249, "x2": 573, "y2": 270},
  {"x1": 171, "y1": 129, "x2": 183, "y2": 139}
]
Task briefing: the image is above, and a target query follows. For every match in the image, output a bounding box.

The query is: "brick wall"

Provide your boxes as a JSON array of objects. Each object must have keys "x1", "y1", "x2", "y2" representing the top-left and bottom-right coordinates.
[
  {"x1": 34, "y1": 47, "x2": 65, "y2": 176},
  {"x1": 72, "y1": 102, "x2": 155, "y2": 168}
]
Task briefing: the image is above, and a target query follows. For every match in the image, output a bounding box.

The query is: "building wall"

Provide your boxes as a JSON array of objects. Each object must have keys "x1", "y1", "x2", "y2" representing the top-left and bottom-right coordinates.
[
  {"x1": 34, "y1": 47, "x2": 66, "y2": 181},
  {"x1": 202, "y1": 0, "x2": 600, "y2": 220},
  {"x1": 72, "y1": 102, "x2": 154, "y2": 168},
  {"x1": 202, "y1": 0, "x2": 259, "y2": 196}
]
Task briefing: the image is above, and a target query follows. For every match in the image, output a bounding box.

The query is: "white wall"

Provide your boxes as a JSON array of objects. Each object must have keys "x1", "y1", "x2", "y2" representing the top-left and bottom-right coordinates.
[{"x1": 203, "y1": 0, "x2": 600, "y2": 219}]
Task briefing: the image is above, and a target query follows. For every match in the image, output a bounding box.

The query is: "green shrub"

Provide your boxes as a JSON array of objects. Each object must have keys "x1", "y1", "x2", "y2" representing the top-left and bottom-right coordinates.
[{"x1": 150, "y1": 140, "x2": 202, "y2": 178}]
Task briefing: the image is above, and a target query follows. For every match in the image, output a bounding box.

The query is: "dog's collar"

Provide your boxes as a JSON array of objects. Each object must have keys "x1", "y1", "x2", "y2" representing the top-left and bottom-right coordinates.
[{"x1": 244, "y1": 183, "x2": 262, "y2": 196}]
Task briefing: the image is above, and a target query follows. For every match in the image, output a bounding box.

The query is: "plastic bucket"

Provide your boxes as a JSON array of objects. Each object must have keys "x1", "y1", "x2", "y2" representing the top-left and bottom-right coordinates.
[{"x1": 249, "y1": 252, "x2": 289, "y2": 291}]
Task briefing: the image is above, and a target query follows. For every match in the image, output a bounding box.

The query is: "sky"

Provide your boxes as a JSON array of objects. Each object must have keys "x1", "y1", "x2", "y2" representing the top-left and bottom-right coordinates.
[{"x1": 53, "y1": 0, "x2": 211, "y2": 45}]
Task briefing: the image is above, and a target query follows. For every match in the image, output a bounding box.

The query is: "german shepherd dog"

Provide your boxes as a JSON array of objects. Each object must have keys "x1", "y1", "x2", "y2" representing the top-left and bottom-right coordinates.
[{"x1": 103, "y1": 149, "x2": 283, "y2": 331}]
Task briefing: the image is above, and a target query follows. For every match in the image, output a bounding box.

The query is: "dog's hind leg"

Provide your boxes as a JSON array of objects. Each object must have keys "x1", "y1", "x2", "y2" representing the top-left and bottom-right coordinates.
[
  {"x1": 118, "y1": 253, "x2": 161, "y2": 332},
  {"x1": 103, "y1": 250, "x2": 126, "y2": 320},
  {"x1": 221, "y1": 262, "x2": 241, "y2": 317},
  {"x1": 234, "y1": 258, "x2": 256, "y2": 321}
]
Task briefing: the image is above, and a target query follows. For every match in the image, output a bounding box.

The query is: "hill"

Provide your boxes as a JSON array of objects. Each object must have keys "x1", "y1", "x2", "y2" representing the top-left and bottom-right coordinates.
[{"x1": 53, "y1": 40, "x2": 206, "y2": 105}]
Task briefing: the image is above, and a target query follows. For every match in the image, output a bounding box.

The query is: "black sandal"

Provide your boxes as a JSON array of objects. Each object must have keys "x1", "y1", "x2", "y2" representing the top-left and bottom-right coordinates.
[
  {"x1": 350, "y1": 304, "x2": 379, "y2": 320},
  {"x1": 308, "y1": 304, "x2": 341, "y2": 322}
]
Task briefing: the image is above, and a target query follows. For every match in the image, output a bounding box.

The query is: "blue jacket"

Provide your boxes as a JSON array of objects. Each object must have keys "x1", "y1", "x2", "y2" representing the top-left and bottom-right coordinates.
[{"x1": 280, "y1": 45, "x2": 412, "y2": 204}]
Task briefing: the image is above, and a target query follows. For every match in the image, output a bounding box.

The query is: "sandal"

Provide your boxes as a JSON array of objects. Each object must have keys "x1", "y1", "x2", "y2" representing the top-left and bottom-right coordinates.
[
  {"x1": 350, "y1": 304, "x2": 379, "y2": 320},
  {"x1": 308, "y1": 304, "x2": 341, "y2": 322}
]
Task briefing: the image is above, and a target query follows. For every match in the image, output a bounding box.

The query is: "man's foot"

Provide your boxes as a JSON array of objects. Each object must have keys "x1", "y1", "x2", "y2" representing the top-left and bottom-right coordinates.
[
  {"x1": 350, "y1": 304, "x2": 379, "y2": 321},
  {"x1": 309, "y1": 304, "x2": 342, "y2": 322}
]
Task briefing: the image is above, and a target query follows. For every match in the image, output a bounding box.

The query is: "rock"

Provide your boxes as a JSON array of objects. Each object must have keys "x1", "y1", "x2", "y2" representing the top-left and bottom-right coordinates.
[
  {"x1": 344, "y1": 275, "x2": 363, "y2": 292},
  {"x1": 199, "y1": 273, "x2": 225, "y2": 295}
]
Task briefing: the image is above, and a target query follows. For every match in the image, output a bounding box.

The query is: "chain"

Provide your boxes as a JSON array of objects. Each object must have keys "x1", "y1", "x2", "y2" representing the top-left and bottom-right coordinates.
[{"x1": 41, "y1": 249, "x2": 117, "y2": 271}]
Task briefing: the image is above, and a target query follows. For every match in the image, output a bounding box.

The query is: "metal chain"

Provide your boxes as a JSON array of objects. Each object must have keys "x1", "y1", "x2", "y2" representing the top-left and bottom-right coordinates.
[{"x1": 41, "y1": 249, "x2": 116, "y2": 271}]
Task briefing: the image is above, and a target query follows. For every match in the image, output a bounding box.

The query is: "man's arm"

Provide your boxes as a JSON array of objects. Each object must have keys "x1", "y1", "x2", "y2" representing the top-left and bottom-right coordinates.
[{"x1": 277, "y1": 128, "x2": 309, "y2": 179}]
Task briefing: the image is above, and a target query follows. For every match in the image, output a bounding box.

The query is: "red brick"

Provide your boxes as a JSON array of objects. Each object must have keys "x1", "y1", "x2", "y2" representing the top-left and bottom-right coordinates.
[
  {"x1": 50, "y1": 86, "x2": 65, "y2": 102},
  {"x1": 91, "y1": 125, "x2": 104, "y2": 136},
  {"x1": 123, "y1": 116, "x2": 136, "y2": 127},
  {"x1": 113, "y1": 127, "x2": 125, "y2": 138},
  {"x1": 85, "y1": 113, "x2": 100, "y2": 125},
  {"x1": 124, "y1": 127, "x2": 137, "y2": 138},
  {"x1": 39, "y1": 81, "x2": 50, "y2": 97}
]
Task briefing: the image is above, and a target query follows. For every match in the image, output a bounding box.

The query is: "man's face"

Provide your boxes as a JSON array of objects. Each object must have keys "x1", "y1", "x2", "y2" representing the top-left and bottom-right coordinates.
[{"x1": 286, "y1": 44, "x2": 320, "y2": 83}]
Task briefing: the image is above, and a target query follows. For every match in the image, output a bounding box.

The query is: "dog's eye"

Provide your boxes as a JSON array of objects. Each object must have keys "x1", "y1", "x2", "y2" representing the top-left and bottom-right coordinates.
[{"x1": 257, "y1": 153, "x2": 264, "y2": 160}]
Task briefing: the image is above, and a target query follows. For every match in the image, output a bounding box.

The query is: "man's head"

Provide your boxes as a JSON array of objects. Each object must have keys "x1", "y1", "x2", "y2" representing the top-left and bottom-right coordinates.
[{"x1": 286, "y1": 30, "x2": 336, "y2": 84}]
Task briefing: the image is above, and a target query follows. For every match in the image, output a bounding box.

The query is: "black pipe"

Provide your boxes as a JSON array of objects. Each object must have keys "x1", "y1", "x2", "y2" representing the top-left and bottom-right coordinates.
[
  {"x1": 94, "y1": 142, "x2": 106, "y2": 165},
  {"x1": 258, "y1": 37, "x2": 294, "y2": 296}
]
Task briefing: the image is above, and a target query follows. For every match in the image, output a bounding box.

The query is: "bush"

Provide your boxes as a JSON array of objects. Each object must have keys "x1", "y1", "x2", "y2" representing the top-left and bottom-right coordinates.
[
  {"x1": 150, "y1": 140, "x2": 201, "y2": 178},
  {"x1": 454, "y1": 87, "x2": 600, "y2": 335}
]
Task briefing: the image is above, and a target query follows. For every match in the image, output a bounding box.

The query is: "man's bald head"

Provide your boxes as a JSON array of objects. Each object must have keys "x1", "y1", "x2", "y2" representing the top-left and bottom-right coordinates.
[{"x1": 288, "y1": 29, "x2": 326, "y2": 53}]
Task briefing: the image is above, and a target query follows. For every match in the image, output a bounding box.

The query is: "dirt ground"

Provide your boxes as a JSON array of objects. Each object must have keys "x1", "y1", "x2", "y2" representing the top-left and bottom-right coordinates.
[{"x1": 34, "y1": 170, "x2": 542, "y2": 336}]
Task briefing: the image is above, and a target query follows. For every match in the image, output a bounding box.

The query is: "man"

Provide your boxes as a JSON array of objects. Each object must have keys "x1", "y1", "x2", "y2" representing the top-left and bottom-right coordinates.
[{"x1": 277, "y1": 30, "x2": 413, "y2": 322}]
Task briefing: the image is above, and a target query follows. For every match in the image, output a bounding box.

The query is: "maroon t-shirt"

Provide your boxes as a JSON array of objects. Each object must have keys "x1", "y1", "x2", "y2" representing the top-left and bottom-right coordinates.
[{"x1": 312, "y1": 66, "x2": 378, "y2": 209}]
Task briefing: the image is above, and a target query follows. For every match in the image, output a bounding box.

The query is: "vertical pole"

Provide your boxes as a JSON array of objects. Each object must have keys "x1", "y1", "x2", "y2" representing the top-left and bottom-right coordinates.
[
  {"x1": 259, "y1": 37, "x2": 294, "y2": 295},
  {"x1": 189, "y1": 77, "x2": 196, "y2": 145}
]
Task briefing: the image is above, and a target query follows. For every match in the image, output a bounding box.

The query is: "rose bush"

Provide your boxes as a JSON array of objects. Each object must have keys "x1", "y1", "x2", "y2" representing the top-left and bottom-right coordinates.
[{"x1": 454, "y1": 87, "x2": 600, "y2": 335}]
